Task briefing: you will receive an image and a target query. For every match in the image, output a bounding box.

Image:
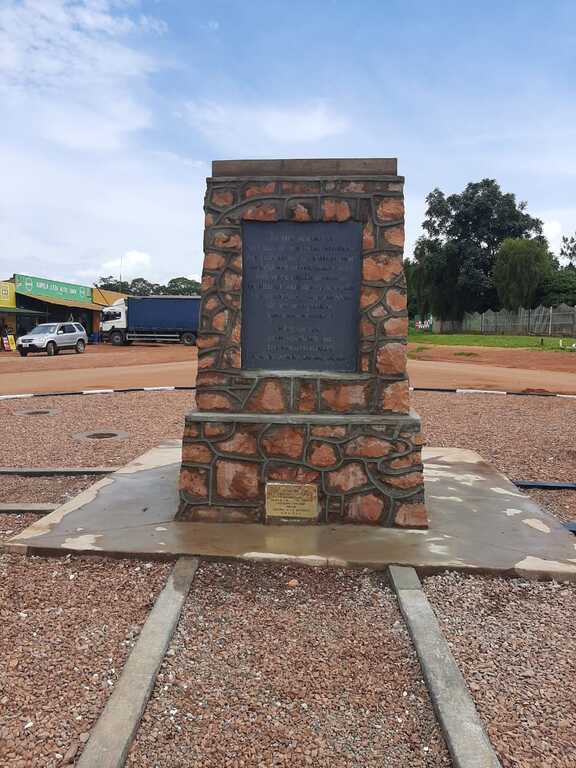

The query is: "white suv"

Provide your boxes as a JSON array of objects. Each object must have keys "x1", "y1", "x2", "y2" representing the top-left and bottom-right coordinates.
[{"x1": 17, "y1": 322, "x2": 88, "y2": 357}]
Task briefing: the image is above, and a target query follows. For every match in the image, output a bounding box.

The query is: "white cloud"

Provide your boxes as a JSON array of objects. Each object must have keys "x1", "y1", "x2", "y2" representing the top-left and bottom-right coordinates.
[
  {"x1": 543, "y1": 219, "x2": 563, "y2": 255},
  {"x1": 184, "y1": 99, "x2": 349, "y2": 152},
  {"x1": 0, "y1": 1, "x2": 208, "y2": 288},
  {"x1": 0, "y1": 0, "x2": 163, "y2": 150}
]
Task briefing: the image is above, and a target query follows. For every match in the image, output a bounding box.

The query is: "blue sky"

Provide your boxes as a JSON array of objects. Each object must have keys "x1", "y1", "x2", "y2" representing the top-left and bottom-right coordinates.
[{"x1": 1, "y1": 0, "x2": 575, "y2": 285}]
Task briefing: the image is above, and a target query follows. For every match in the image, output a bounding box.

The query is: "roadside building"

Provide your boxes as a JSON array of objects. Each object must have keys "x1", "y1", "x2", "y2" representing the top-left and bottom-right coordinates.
[
  {"x1": 1, "y1": 274, "x2": 126, "y2": 340},
  {"x1": 0, "y1": 280, "x2": 44, "y2": 339}
]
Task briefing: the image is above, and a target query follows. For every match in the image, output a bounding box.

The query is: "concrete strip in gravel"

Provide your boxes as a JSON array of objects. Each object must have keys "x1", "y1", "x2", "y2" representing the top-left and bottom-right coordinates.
[
  {"x1": 77, "y1": 557, "x2": 199, "y2": 768},
  {"x1": 389, "y1": 566, "x2": 502, "y2": 768}
]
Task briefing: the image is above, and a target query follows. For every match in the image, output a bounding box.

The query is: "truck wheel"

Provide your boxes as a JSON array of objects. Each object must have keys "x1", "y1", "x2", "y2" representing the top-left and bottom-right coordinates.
[
  {"x1": 46, "y1": 342, "x2": 57, "y2": 356},
  {"x1": 181, "y1": 332, "x2": 196, "y2": 346},
  {"x1": 75, "y1": 339, "x2": 86, "y2": 354},
  {"x1": 110, "y1": 331, "x2": 124, "y2": 346}
]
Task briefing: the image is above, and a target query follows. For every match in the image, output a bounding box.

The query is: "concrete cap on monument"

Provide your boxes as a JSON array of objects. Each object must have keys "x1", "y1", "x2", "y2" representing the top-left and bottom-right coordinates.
[{"x1": 179, "y1": 158, "x2": 428, "y2": 530}]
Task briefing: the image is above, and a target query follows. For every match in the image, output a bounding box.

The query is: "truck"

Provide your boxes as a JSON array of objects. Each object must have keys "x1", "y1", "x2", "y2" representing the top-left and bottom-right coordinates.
[{"x1": 100, "y1": 295, "x2": 201, "y2": 346}]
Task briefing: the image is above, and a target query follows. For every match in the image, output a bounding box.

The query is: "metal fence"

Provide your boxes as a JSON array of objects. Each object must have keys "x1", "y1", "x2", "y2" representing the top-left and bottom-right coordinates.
[{"x1": 433, "y1": 304, "x2": 576, "y2": 337}]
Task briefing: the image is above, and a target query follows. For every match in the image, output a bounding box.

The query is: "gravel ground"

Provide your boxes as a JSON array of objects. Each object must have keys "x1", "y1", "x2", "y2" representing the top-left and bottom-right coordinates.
[
  {"x1": 0, "y1": 513, "x2": 43, "y2": 539},
  {"x1": 0, "y1": 391, "x2": 194, "y2": 468},
  {"x1": 0, "y1": 554, "x2": 172, "y2": 768},
  {"x1": 524, "y1": 489, "x2": 576, "y2": 524},
  {"x1": 414, "y1": 392, "x2": 576, "y2": 481},
  {"x1": 127, "y1": 562, "x2": 449, "y2": 768},
  {"x1": 425, "y1": 572, "x2": 576, "y2": 768},
  {"x1": 0, "y1": 477, "x2": 97, "y2": 504}
]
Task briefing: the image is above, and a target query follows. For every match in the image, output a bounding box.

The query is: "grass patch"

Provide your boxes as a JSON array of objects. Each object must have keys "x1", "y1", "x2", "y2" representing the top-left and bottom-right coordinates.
[
  {"x1": 454, "y1": 351, "x2": 479, "y2": 357},
  {"x1": 408, "y1": 331, "x2": 576, "y2": 349}
]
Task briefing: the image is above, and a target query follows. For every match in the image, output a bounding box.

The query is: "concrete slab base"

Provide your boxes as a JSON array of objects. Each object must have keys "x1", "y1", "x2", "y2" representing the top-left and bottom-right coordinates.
[{"x1": 5, "y1": 441, "x2": 576, "y2": 580}]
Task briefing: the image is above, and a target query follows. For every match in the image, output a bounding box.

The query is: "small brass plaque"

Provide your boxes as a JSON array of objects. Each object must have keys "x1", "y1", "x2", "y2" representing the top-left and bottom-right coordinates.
[{"x1": 265, "y1": 482, "x2": 318, "y2": 519}]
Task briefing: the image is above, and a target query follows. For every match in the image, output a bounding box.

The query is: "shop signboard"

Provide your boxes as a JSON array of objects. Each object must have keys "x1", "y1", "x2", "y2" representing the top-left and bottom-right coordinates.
[
  {"x1": 15, "y1": 274, "x2": 91, "y2": 303},
  {"x1": 0, "y1": 281, "x2": 16, "y2": 308}
]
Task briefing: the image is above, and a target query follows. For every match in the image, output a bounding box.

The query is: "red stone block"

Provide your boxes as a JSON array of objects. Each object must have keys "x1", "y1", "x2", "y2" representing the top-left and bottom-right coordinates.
[
  {"x1": 326, "y1": 462, "x2": 368, "y2": 492},
  {"x1": 384, "y1": 225, "x2": 404, "y2": 247},
  {"x1": 221, "y1": 271, "x2": 242, "y2": 291},
  {"x1": 212, "y1": 309, "x2": 229, "y2": 332},
  {"x1": 383, "y1": 316, "x2": 409, "y2": 336},
  {"x1": 197, "y1": 352, "x2": 218, "y2": 370},
  {"x1": 385, "y1": 472, "x2": 423, "y2": 489},
  {"x1": 242, "y1": 204, "x2": 278, "y2": 221},
  {"x1": 389, "y1": 452, "x2": 422, "y2": 469},
  {"x1": 182, "y1": 443, "x2": 213, "y2": 464},
  {"x1": 308, "y1": 441, "x2": 339, "y2": 468},
  {"x1": 216, "y1": 429, "x2": 258, "y2": 456},
  {"x1": 213, "y1": 232, "x2": 241, "y2": 249},
  {"x1": 212, "y1": 189, "x2": 234, "y2": 207},
  {"x1": 386, "y1": 289, "x2": 406, "y2": 312},
  {"x1": 244, "y1": 182, "x2": 275, "y2": 198},
  {"x1": 196, "y1": 334, "x2": 221, "y2": 350},
  {"x1": 196, "y1": 392, "x2": 234, "y2": 411},
  {"x1": 345, "y1": 492, "x2": 384, "y2": 523},
  {"x1": 310, "y1": 425, "x2": 347, "y2": 438},
  {"x1": 363, "y1": 254, "x2": 403, "y2": 282},
  {"x1": 376, "y1": 342, "x2": 406, "y2": 375},
  {"x1": 321, "y1": 383, "x2": 369, "y2": 412},
  {"x1": 376, "y1": 198, "x2": 404, "y2": 221},
  {"x1": 267, "y1": 465, "x2": 319, "y2": 483},
  {"x1": 297, "y1": 381, "x2": 316, "y2": 412},
  {"x1": 262, "y1": 425, "x2": 305, "y2": 459},
  {"x1": 362, "y1": 221, "x2": 375, "y2": 250},
  {"x1": 322, "y1": 199, "x2": 351, "y2": 222},
  {"x1": 205, "y1": 422, "x2": 230, "y2": 437},
  {"x1": 245, "y1": 380, "x2": 287, "y2": 412},
  {"x1": 360, "y1": 287, "x2": 381, "y2": 309},
  {"x1": 344, "y1": 436, "x2": 392, "y2": 458},
  {"x1": 291, "y1": 203, "x2": 312, "y2": 222},
  {"x1": 215, "y1": 460, "x2": 260, "y2": 498},
  {"x1": 204, "y1": 252, "x2": 226, "y2": 271},
  {"x1": 381, "y1": 380, "x2": 410, "y2": 413},
  {"x1": 179, "y1": 467, "x2": 208, "y2": 497}
]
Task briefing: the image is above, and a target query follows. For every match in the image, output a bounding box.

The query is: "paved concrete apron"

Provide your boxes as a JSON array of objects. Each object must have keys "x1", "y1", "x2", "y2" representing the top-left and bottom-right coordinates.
[{"x1": 5, "y1": 441, "x2": 576, "y2": 579}]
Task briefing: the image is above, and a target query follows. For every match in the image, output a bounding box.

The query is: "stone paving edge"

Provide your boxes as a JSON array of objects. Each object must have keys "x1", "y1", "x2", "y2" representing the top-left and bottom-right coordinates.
[
  {"x1": 388, "y1": 564, "x2": 502, "y2": 768},
  {"x1": 75, "y1": 556, "x2": 200, "y2": 768}
]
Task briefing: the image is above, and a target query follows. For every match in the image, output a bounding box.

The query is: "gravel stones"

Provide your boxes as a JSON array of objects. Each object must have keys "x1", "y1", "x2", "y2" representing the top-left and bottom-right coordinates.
[
  {"x1": 0, "y1": 554, "x2": 171, "y2": 768},
  {"x1": 127, "y1": 562, "x2": 449, "y2": 768},
  {"x1": 0, "y1": 477, "x2": 98, "y2": 505},
  {"x1": 415, "y1": 392, "x2": 576, "y2": 481},
  {"x1": 0, "y1": 392, "x2": 194, "y2": 469},
  {"x1": 425, "y1": 572, "x2": 576, "y2": 768}
]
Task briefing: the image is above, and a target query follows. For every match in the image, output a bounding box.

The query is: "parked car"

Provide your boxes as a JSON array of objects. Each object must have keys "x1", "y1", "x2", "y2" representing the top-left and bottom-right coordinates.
[{"x1": 16, "y1": 322, "x2": 88, "y2": 357}]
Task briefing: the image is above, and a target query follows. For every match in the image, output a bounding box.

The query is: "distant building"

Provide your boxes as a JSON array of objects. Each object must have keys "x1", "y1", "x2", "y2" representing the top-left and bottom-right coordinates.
[{"x1": 0, "y1": 274, "x2": 126, "y2": 338}]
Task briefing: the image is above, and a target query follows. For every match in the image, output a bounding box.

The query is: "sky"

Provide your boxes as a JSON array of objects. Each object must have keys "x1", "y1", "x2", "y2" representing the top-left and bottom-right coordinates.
[{"x1": 1, "y1": 0, "x2": 575, "y2": 286}]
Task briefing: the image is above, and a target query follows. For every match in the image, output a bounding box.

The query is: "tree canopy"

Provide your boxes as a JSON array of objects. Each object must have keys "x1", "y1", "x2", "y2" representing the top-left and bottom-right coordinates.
[
  {"x1": 493, "y1": 239, "x2": 552, "y2": 310},
  {"x1": 411, "y1": 179, "x2": 544, "y2": 319},
  {"x1": 95, "y1": 275, "x2": 200, "y2": 296}
]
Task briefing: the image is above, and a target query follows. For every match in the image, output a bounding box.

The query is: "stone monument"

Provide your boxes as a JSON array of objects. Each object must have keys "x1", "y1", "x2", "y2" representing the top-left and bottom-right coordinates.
[{"x1": 178, "y1": 158, "x2": 427, "y2": 528}]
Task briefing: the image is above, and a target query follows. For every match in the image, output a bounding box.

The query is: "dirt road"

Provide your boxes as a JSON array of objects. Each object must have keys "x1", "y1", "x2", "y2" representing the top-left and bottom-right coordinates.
[{"x1": 1, "y1": 343, "x2": 575, "y2": 395}]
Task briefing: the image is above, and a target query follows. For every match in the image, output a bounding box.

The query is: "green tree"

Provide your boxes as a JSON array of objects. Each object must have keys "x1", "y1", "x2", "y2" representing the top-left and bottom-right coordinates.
[
  {"x1": 494, "y1": 239, "x2": 552, "y2": 310},
  {"x1": 539, "y1": 266, "x2": 576, "y2": 306},
  {"x1": 164, "y1": 276, "x2": 201, "y2": 295},
  {"x1": 413, "y1": 179, "x2": 544, "y2": 319},
  {"x1": 95, "y1": 276, "x2": 132, "y2": 294},
  {"x1": 560, "y1": 232, "x2": 576, "y2": 265},
  {"x1": 129, "y1": 277, "x2": 160, "y2": 296}
]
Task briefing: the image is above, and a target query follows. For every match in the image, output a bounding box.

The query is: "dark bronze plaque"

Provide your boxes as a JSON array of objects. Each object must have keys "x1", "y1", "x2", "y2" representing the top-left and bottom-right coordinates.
[{"x1": 241, "y1": 221, "x2": 362, "y2": 371}]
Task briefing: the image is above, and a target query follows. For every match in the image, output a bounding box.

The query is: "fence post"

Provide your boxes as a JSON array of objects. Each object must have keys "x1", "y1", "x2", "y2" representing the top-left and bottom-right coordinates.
[{"x1": 549, "y1": 306, "x2": 553, "y2": 336}]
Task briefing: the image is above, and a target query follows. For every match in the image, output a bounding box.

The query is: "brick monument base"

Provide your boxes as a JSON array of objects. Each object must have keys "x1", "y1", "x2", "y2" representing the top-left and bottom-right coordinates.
[{"x1": 178, "y1": 158, "x2": 428, "y2": 528}]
